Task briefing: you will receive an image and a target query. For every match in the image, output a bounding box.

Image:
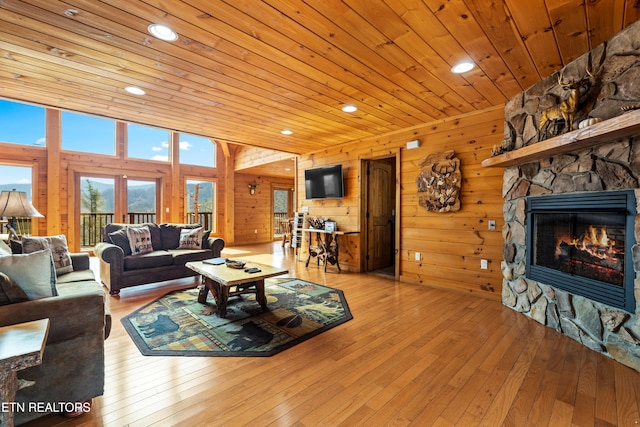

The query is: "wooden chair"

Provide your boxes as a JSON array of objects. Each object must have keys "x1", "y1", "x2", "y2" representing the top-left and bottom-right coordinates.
[{"x1": 281, "y1": 218, "x2": 293, "y2": 247}]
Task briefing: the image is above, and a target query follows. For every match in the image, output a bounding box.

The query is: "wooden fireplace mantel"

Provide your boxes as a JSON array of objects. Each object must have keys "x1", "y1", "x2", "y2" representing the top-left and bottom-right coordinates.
[{"x1": 481, "y1": 109, "x2": 640, "y2": 168}]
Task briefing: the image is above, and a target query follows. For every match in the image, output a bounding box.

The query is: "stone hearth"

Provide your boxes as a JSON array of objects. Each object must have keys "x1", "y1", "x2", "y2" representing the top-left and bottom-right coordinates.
[{"x1": 499, "y1": 22, "x2": 640, "y2": 372}]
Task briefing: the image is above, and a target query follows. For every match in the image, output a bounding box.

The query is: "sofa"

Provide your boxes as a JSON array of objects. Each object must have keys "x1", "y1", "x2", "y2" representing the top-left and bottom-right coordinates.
[
  {"x1": 95, "y1": 223, "x2": 224, "y2": 296},
  {"x1": 0, "y1": 240, "x2": 111, "y2": 425}
]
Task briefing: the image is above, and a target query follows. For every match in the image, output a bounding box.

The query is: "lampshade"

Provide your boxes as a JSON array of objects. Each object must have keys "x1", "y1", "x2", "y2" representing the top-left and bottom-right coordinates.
[{"x1": 0, "y1": 190, "x2": 44, "y2": 218}]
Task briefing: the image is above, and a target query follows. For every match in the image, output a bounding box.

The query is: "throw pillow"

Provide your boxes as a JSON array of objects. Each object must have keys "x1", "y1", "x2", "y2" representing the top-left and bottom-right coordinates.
[
  {"x1": 127, "y1": 226, "x2": 153, "y2": 255},
  {"x1": 0, "y1": 249, "x2": 57, "y2": 300},
  {"x1": 9, "y1": 239, "x2": 22, "y2": 254},
  {"x1": 160, "y1": 223, "x2": 201, "y2": 249},
  {"x1": 202, "y1": 229, "x2": 211, "y2": 248},
  {"x1": 22, "y1": 235, "x2": 74, "y2": 275},
  {"x1": 0, "y1": 272, "x2": 29, "y2": 305},
  {"x1": 178, "y1": 227, "x2": 204, "y2": 249},
  {"x1": 141, "y1": 223, "x2": 162, "y2": 251},
  {"x1": 109, "y1": 229, "x2": 132, "y2": 256},
  {"x1": 0, "y1": 240, "x2": 11, "y2": 256}
]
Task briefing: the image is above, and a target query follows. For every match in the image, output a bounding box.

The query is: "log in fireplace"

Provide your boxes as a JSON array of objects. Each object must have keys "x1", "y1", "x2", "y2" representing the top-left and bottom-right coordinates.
[{"x1": 526, "y1": 190, "x2": 636, "y2": 312}]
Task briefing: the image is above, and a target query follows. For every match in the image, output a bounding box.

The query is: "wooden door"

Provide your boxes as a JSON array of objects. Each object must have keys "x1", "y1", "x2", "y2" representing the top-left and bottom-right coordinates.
[
  {"x1": 77, "y1": 174, "x2": 118, "y2": 250},
  {"x1": 75, "y1": 172, "x2": 161, "y2": 249},
  {"x1": 272, "y1": 186, "x2": 293, "y2": 240},
  {"x1": 366, "y1": 159, "x2": 394, "y2": 271}
]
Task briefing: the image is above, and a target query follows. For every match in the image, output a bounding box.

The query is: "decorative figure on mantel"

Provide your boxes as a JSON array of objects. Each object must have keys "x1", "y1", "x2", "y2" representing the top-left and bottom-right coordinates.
[
  {"x1": 622, "y1": 102, "x2": 640, "y2": 112},
  {"x1": 491, "y1": 139, "x2": 513, "y2": 157},
  {"x1": 537, "y1": 67, "x2": 594, "y2": 141},
  {"x1": 577, "y1": 116, "x2": 603, "y2": 128},
  {"x1": 415, "y1": 150, "x2": 461, "y2": 213}
]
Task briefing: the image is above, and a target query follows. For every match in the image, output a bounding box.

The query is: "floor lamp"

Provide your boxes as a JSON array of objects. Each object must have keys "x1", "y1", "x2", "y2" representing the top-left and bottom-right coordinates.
[{"x1": 0, "y1": 190, "x2": 44, "y2": 240}]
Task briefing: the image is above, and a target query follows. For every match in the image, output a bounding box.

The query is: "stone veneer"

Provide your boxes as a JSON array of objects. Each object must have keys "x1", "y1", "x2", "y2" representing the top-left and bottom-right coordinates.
[{"x1": 500, "y1": 22, "x2": 640, "y2": 372}]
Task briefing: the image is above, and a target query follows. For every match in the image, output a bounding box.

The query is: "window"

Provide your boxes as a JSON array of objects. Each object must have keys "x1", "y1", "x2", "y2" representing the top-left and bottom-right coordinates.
[
  {"x1": 0, "y1": 165, "x2": 34, "y2": 196},
  {"x1": 80, "y1": 177, "x2": 113, "y2": 214},
  {"x1": 185, "y1": 179, "x2": 216, "y2": 232},
  {"x1": 0, "y1": 165, "x2": 36, "y2": 235},
  {"x1": 80, "y1": 177, "x2": 114, "y2": 248},
  {"x1": 127, "y1": 179, "x2": 156, "y2": 223},
  {"x1": 273, "y1": 188, "x2": 292, "y2": 238},
  {"x1": 179, "y1": 133, "x2": 215, "y2": 167},
  {"x1": 127, "y1": 123, "x2": 170, "y2": 162},
  {"x1": 62, "y1": 111, "x2": 115, "y2": 155},
  {"x1": 0, "y1": 100, "x2": 45, "y2": 146}
]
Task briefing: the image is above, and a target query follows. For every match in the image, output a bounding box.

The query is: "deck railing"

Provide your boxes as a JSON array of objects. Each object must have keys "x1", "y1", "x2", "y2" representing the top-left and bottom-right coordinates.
[
  {"x1": 79, "y1": 212, "x2": 213, "y2": 247},
  {"x1": 80, "y1": 212, "x2": 115, "y2": 247},
  {"x1": 273, "y1": 212, "x2": 290, "y2": 236},
  {"x1": 1, "y1": 217, "x2": 33, "y2": 236},
  {"x1": 185, "y1": 212, "x2": 212, "y2": 230},
  {"x1": 9, "y1": 211, "x2": 269, "y2": 246}
]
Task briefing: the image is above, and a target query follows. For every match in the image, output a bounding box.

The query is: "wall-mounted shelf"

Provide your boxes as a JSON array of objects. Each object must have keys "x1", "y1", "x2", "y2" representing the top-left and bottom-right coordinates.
[{"x1": 481, "y1": 109, "x2": 640, "y2": 168}]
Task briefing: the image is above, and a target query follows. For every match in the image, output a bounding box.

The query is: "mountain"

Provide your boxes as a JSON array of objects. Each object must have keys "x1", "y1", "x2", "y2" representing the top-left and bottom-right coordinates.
[
  {"x1": 0, "y1": 179, "x2": 213, "y2": 214},
  {"x1": 0, "y1": 183, "x2": 34, "y2": 198},
  {"x1": 80, "y1": 179, "x2": 158, "y2": 212},
  {"x1": 77, "y1": 179, "x2": 214, "y2": 213}
]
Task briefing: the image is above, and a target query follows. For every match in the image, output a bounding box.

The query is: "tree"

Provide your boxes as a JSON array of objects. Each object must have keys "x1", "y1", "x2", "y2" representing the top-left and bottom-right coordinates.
[
  {"x1": 81, "y1": 179, "x2": 104, "y2": 213},
  {"x1": 79, "y1": 180, "x2": 108, "y2": 248}
]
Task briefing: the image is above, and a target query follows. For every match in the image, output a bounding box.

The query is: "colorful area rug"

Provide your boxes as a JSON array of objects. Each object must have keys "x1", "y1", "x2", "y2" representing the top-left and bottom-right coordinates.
[{"x1": 121, "y1": 278, "x2": 352, "y2": 357}]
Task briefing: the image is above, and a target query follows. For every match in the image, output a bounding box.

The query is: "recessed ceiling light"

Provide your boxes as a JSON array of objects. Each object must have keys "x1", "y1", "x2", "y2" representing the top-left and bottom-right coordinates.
[
  {"x1": 147, "y1": 23, "x2": 178, "y2": 42},
  {"x1": 451, "y1": 61, "x2": 474, "y2": 74},
  {"x1": 342, "y1": 104, "x2": 357, "y2": 113},
  {"x1": 125, "y1": 86, "x2": 146, "y2": 95},
  {"x1": 281, "y1": 129, "x2": 293, "y2": 135}
]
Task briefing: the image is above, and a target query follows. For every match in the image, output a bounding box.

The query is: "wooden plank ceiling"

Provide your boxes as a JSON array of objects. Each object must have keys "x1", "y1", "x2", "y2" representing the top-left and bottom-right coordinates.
[{"x1": 0, "y1": 0, "x2": 638, "y2": 156}]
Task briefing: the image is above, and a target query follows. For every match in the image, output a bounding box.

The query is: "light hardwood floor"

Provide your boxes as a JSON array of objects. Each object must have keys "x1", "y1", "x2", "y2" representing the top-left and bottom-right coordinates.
[{"x1": 25, "y1": 242, "x2": 640, "y2": 426}]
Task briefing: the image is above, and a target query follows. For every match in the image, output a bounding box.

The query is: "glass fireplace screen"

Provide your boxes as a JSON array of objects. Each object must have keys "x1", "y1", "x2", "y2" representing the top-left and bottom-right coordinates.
[
  {"x1": 525, "y1": 190, "x2": 636, "y2": 312},
  {"x1": 533, "y1": 212, "x2": 626, "y2": 286}
]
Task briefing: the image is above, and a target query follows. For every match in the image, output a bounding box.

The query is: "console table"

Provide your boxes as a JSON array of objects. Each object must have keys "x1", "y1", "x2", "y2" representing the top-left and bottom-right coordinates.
[
  {"x1": 302, "y1": 229, "x2": 359, "y2": 272},
  {"x1": 0, "y1": 319, "x2": 50, "y2": 427}
]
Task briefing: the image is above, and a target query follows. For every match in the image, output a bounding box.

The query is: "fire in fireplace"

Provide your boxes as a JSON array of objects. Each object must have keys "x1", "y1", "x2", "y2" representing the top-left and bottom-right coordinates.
[
  {"x1": 537, "y1": 214, "x2": 625, "y2": 285},
  {"x1": 526, "y1": 190, "x2": 636, "y2": 312}
]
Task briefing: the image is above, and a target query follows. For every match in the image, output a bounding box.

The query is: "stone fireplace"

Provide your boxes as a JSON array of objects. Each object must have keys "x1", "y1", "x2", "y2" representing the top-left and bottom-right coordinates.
[{"x1": 498, "y1": 22, "x2": 640, "y2": 371}]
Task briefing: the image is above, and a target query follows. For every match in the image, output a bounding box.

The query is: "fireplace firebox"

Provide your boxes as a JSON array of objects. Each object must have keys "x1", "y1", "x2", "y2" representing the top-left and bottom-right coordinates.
[{"x1": 526, "y1": 190, "x2": 636, "y2": 312}]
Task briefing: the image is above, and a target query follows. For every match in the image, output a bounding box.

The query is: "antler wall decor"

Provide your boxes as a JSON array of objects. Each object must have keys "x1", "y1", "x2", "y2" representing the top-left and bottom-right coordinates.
[{"x1": 415, "y1": 150, "x2": 461, "y2": 213}]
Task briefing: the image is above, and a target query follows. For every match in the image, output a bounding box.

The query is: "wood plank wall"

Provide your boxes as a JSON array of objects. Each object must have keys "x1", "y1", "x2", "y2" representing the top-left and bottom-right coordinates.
[
  {"x1": 297, "y1": 105, "x2": 505, "y2": 300},
  {"x1": 234, "y1": 173, "x2": 295, "y2": 244},
  {"x1": 234, "y1": 146, "x2": 294, "y2": 170}
]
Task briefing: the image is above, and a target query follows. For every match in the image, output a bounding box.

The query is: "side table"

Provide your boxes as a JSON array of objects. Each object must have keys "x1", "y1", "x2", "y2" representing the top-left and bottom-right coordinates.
[
  {"x1": 302, "y1": 229, "x2": 360, "y2": 272},
  {"x1": 0, "y1": 319, "x2": 50, "y2": 427}
]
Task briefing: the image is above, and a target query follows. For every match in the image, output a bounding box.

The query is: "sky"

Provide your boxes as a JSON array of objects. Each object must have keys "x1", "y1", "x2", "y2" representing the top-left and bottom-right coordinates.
[{"x1": 0, "y1": 100, "x2": 214, "y2": 185}]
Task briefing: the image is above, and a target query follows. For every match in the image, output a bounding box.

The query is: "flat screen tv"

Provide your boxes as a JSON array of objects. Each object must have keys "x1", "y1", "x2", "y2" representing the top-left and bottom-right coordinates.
[{"x1": 304, "y1": 164, "x2": 344, "y2": 199}]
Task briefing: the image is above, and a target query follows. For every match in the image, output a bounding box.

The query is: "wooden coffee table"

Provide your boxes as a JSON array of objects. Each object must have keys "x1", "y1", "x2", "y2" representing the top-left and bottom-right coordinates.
[{"x1": 186, "y1": 260, "x2": 288, "y2": 318}]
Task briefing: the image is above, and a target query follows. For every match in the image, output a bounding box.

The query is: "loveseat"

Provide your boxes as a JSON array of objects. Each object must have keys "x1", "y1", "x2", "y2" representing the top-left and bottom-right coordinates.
[
  {"x1": 95, "y1": 223, "x2": 224, "y2": 296},
  {"x1": 0, "y1": 240, "x2": 111, "y2": 425}
]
